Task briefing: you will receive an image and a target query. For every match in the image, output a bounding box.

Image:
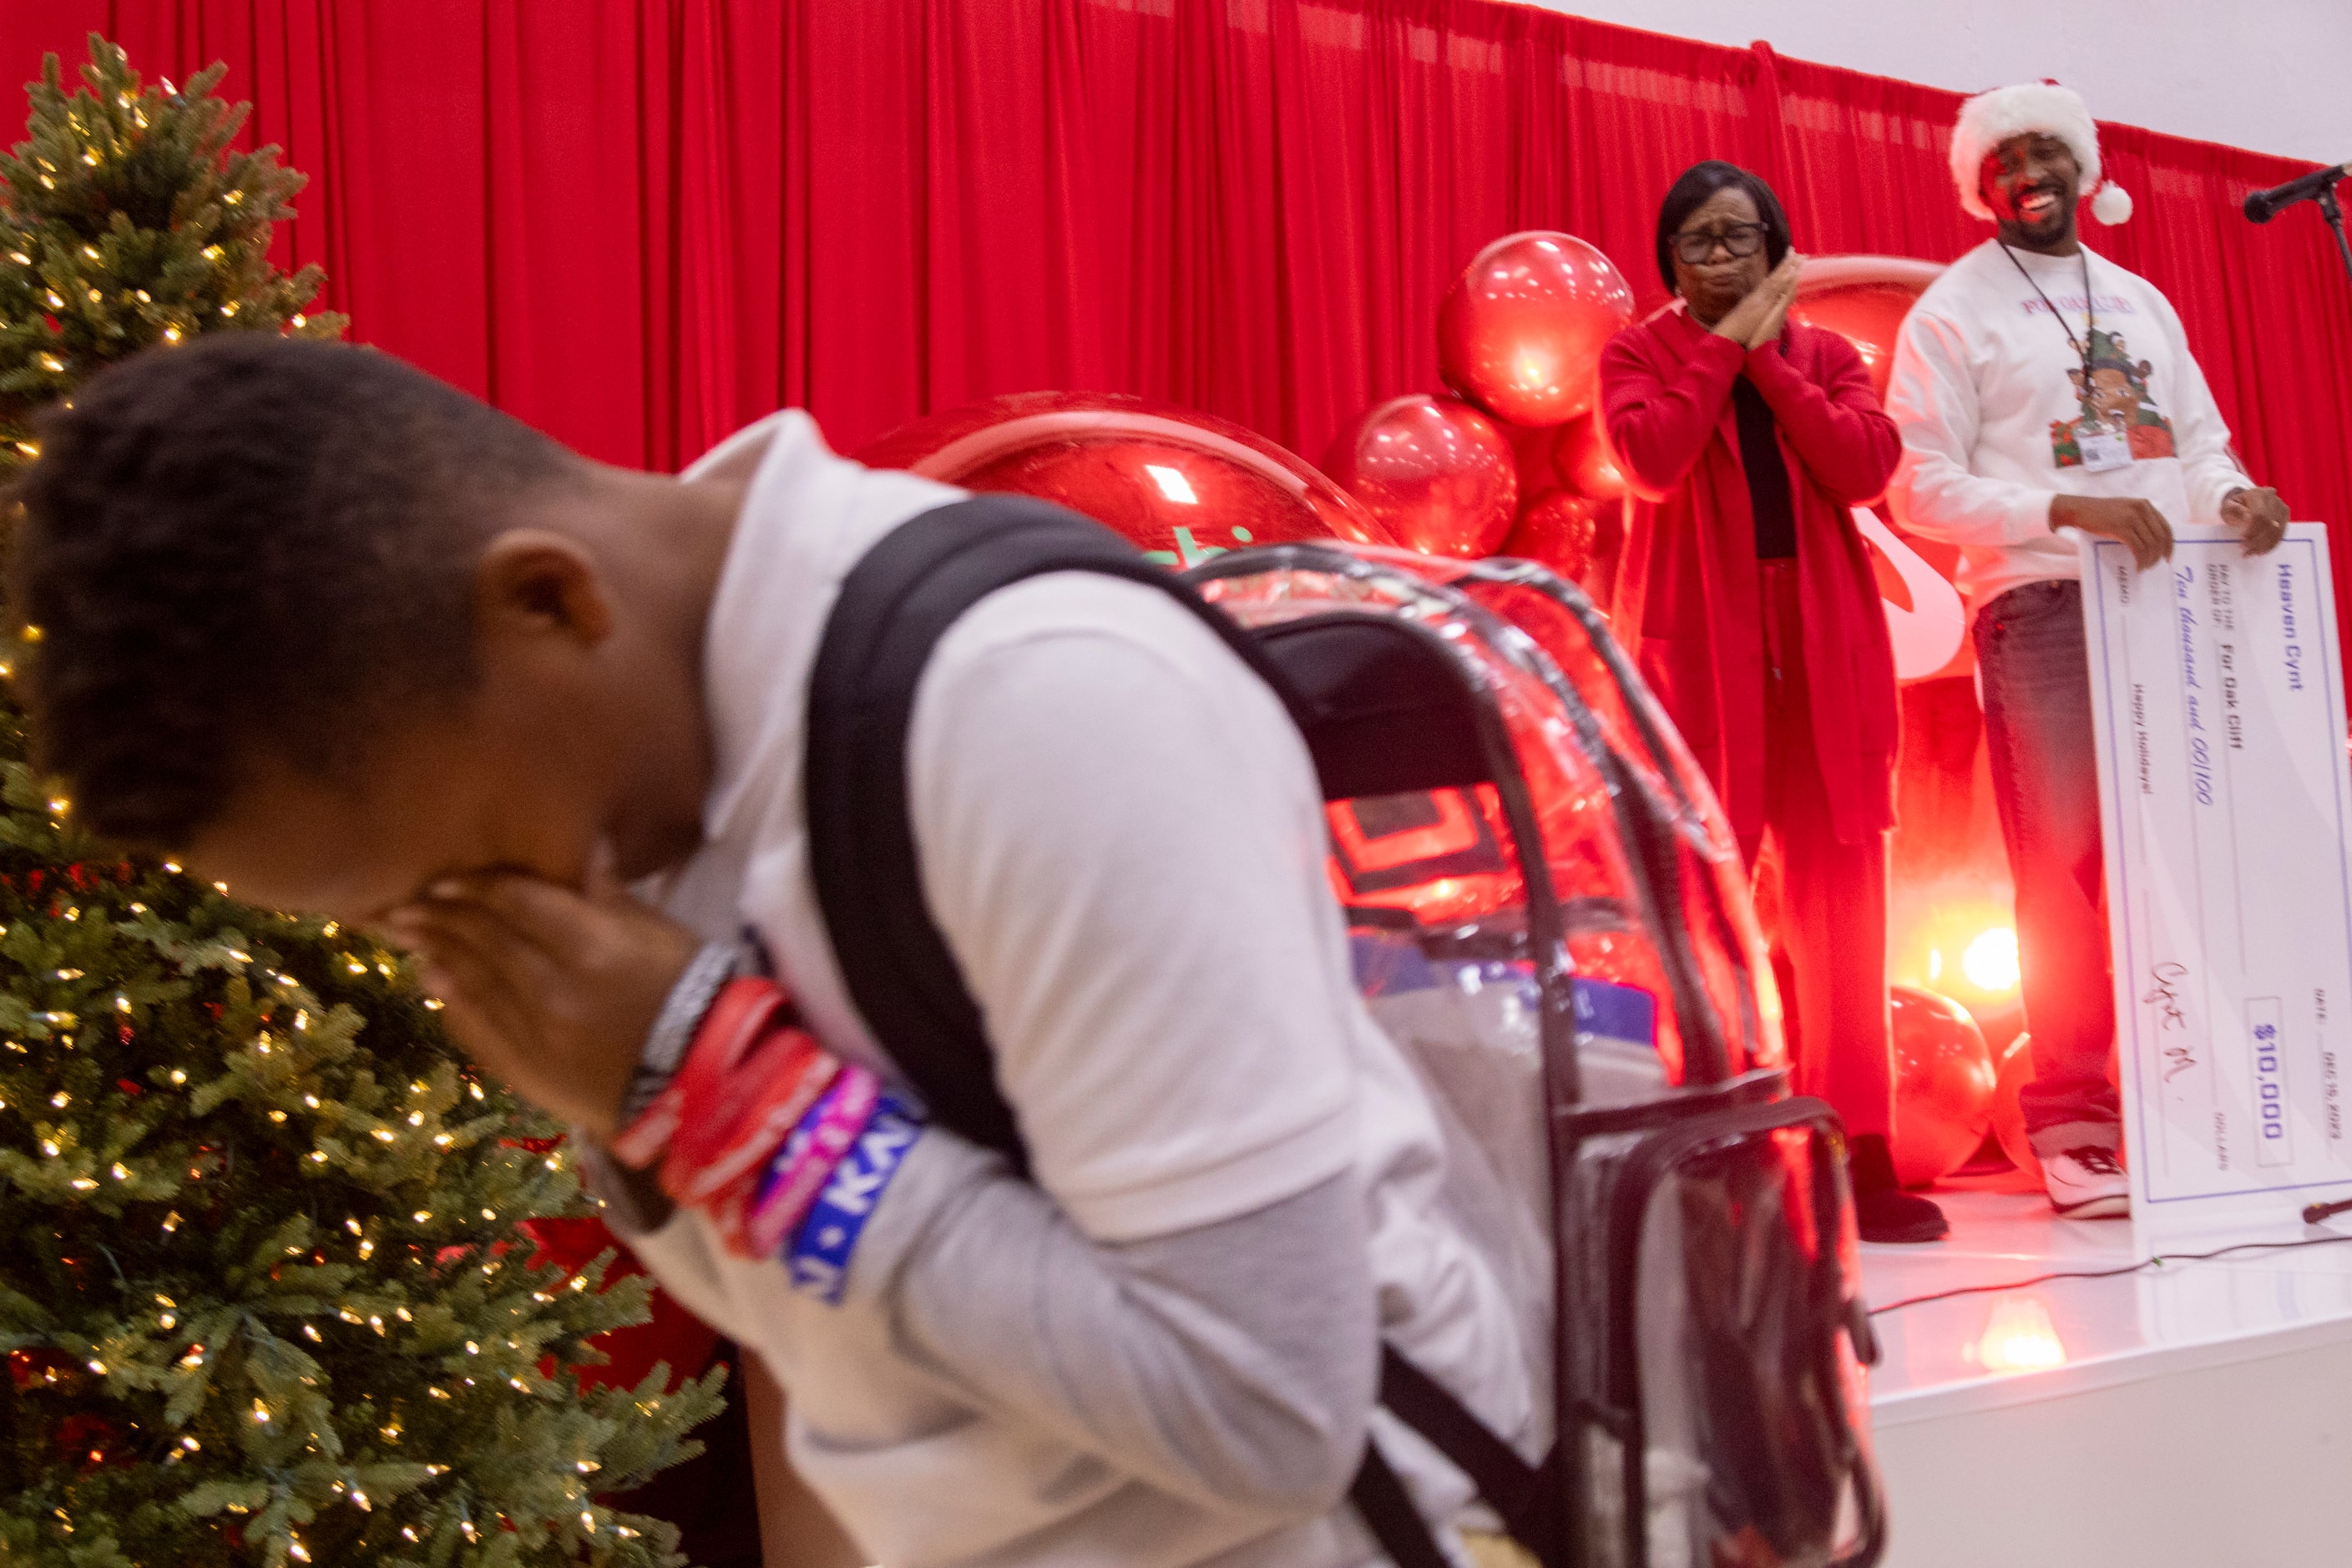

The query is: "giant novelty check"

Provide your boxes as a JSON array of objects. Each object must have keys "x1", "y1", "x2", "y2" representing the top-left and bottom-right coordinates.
[{"x1": 2081, "y1": 524, "x2": 2352, "y2": 1247}]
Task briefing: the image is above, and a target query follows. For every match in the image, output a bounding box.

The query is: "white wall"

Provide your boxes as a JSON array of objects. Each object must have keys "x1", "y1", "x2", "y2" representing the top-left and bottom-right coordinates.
[{"x1": 1526, "y1": 0, "x2": 2349, "y2": 167}]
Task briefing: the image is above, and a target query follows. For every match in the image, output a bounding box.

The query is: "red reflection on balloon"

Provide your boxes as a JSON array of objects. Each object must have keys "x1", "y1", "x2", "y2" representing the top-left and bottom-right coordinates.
[
  {"x1": 1439, "y1": 231, "x2": 1636, "y2": 427},
  {"x1": 1889, "y1": 984, "x2": 1997, "y2": 1187},
  {"x1": 1323, "y1": 393, "x2": 1517, "y2": 559},
  {"x1": 1788, "y1": 255, "x2": 1945, "y2": 404},
  {"x1": 1501, "y1": 491, "x2": 1603, "y2": 584},
  {"x1": 1554, "y1": 410, "x2": 1629, "y2": 502},
  {"x1": 855, "y1": 391, "x2": 1388, "y2": 564}
]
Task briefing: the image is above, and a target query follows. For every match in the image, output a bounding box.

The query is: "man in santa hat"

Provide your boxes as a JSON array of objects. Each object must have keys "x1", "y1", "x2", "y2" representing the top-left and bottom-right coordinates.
[{"x1": 1889, "y1": 83, "x2": 2292, "y2": 1218}]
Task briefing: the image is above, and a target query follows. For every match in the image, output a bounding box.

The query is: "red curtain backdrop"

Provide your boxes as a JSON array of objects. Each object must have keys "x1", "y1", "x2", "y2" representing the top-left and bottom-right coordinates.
[{"x1": 8, "y1": 1, "x2": 2350, "y2": 625}]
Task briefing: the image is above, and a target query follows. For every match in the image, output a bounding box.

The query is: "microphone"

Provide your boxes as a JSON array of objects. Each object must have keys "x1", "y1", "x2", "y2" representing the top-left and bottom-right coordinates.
[{"x1": 2244, "y1": 162, "x2": 2351, "y2": 224}]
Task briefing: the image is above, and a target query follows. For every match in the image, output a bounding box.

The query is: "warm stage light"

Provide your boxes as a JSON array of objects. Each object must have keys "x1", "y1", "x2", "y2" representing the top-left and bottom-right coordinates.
[
  {"x1": 1893, "y1": 886, "x2": 2019, "y2": 1003},
  {"x1": 1971, "y1": 1293, "x2": 2066, "y2": 1373},
  {"x1": 1962, "y1": 926, "x2": 2021, "y2": 994}
]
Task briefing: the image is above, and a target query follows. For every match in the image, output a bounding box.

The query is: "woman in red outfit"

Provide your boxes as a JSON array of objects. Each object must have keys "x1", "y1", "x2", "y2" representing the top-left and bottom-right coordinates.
[{"x1": 1601, "y1": 161, "x2": 1945, "y2": 1243}]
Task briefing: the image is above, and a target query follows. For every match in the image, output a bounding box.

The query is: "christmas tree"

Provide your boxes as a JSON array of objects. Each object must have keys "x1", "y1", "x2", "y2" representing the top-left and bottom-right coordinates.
[{"x1": 0, "y1": 38, "x2": 723, "y2": 1568}]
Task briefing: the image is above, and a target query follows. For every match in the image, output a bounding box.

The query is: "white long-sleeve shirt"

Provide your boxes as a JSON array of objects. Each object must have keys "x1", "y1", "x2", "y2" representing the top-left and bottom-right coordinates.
[{"x1": 1887, "y1": 239, "x2": 2248, "y2": 615}]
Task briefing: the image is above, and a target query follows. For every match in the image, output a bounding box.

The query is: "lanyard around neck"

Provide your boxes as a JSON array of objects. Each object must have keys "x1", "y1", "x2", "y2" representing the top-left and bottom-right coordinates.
[{"x1": 2001, "y1": 242, "x2": 2097, "y2": 387}]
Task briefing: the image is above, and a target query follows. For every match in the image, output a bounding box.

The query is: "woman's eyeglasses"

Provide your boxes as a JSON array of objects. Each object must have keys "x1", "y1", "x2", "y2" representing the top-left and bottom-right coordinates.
[{"x1": 1671, "y1": 222, "x2": 1768, "y2": 265}]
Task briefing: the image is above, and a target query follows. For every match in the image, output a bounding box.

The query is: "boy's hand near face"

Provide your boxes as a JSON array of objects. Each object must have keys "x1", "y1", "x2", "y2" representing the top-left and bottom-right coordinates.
[{"x1": 382, "y1": 868, "x2": 700, "y2": 1140}]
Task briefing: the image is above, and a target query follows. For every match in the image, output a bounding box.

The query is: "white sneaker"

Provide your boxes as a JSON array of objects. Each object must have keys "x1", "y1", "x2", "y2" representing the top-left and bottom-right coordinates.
[{"x1": 2044, "y1": 1145, "x2": 2129, "y2": 1218}]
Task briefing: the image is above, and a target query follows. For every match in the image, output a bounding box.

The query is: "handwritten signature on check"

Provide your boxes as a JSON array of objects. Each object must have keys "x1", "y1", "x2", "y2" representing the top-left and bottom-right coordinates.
[{"x1": 2144, "y1": 961, "x2": 2198, "y2": 1081}]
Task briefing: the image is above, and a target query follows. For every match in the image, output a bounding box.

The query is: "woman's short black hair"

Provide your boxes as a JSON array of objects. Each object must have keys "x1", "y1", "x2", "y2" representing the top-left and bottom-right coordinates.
[{"x1": 1653, "y1": 160, "x2": 1793, "y2": 291}]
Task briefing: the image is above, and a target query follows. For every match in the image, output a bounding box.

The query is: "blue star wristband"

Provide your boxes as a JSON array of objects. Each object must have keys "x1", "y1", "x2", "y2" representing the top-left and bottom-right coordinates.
[{"x1": 784, "y1": 1091, "x2": 928, "y2": 1304}]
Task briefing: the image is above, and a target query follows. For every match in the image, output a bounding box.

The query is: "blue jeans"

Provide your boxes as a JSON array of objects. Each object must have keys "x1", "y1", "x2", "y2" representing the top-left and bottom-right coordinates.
[{"x1": 1974, "y1": 579, "x2": 2122, "y2": 1152}]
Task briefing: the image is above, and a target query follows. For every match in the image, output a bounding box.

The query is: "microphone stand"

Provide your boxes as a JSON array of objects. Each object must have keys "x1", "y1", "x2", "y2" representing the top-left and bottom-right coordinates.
[{"x1": 2321, "y1": 185, "x2": 2352, "y2": 303}]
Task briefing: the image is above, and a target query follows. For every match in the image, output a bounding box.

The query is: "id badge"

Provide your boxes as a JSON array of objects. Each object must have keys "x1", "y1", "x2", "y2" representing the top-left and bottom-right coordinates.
[{"x1": 2080, "y1": 429, "x2": 2133, "y2": 472}]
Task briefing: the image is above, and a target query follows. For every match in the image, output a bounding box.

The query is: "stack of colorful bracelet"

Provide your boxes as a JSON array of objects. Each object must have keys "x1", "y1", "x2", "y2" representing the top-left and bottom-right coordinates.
[{"x1": 611, "y1": 968, "x2": 927, "y2": 1302}]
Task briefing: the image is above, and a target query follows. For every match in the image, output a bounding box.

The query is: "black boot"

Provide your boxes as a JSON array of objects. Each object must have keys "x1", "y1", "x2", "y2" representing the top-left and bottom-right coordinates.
[{"x1": 1848, "y1": 1132, "x2": 1950, "y2": 1244}]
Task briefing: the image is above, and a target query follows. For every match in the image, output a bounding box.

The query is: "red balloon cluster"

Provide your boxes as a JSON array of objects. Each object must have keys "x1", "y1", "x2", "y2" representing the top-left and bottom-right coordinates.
[
  {"x1": 1324, "y1": 230, "x2": 1636, "y2": 571},
  {"x1": 1323, "y1": 395, "x2": 1518, "y2": 559},
  {"x1": 857, "y1": 391, "x2": 1388, "y2": 564}
]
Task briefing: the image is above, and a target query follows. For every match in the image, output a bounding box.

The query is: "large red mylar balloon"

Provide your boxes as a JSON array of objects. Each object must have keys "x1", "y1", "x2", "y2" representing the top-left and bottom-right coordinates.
[
  {"x1": 855, "y1": 391, "x2": 1389, "y2": 564},
  {"x1": 1500, "y1": 490, "x2": 1604, "y2": 584},
  {"x1": 1788, "y1": 255, "x2": 1945, "y2": 404},
  {"x1": 1323, "y1": 393, "x2": 1518, "y2": 559},
  {"x1": 1554, "y1": 410, "x2": 1629, "y2": 502},
  {"x1": 1785, "y1": 256, "x2": 1973, "y2": 683},
  {"x1": 1889, "y1": 984, "x2": 1997, "y2": 1187},
  {"x1": 1439, "y1": 231, "x2": 1636, "y2": 427}
]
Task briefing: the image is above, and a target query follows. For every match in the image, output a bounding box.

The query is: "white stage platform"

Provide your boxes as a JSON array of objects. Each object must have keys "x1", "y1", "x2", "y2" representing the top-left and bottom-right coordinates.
[{"x1": 1862, "y1": 1177, "x2": 2352, "y2": 1566}]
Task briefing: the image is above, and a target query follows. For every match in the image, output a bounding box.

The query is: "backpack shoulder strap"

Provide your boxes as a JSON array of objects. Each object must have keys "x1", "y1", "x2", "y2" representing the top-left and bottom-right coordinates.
[{"x1": 803, "y1": 493, "x2": 1292, "y2": 1170}]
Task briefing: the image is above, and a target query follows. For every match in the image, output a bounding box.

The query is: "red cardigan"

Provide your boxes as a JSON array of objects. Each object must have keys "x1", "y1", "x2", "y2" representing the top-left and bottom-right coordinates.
[{"x1": 1600, "y1": 306, "x2": 1900, "y2": 848}]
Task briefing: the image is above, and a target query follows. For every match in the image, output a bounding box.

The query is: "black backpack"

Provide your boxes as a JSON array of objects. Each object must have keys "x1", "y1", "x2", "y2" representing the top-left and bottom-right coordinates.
[{"x1": 804, "y1": 493, "x2": 1888, "y2": 1568}]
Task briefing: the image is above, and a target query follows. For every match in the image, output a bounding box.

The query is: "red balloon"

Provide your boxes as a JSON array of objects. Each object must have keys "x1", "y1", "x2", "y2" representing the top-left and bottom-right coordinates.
[
  {"x1": 1987, "y1": 1029, "x2": 2127, "y2": 1183},
  {"x1": 1323, "y1": 393, "x2": 1517, "y2": 559},
  {"x1": 1788, "y1": 255, "x2": 1946, "y2": 404},
  {"x1": 1553, "y1": 410, "x2": 1629, "y2": 502},
  {"x1": 855, "y1": 391, "x2": 1388, "y2": 564},
  {"x1": 1439, "y1": 231, "x2": 1635, "y2": 427},
  {"x1": 1989, "y1": 1031, "x2": 2040, "y2": 1184},
  {"x1": 1502, "y1": 415, "x2": 1568, "y2": 499},
  {"x1": 1889, "y1": 984, "x2": 1998, "y2": 1186},
  {"x1": 1501, "y1": 491, "x2": 1603, "y2": 581}
]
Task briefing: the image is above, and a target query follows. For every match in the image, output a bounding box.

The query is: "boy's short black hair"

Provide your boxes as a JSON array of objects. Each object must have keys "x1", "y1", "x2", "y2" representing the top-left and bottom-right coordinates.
[
  {"x1": 10, "y1": 334, "x2": 579, "y2": 849},
  {"x1": 1653, "y1": 159, "x2": 1794, "y2": 291}
]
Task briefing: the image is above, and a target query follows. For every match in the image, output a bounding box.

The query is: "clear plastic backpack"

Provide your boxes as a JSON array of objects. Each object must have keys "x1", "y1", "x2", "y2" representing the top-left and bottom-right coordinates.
[{"x1": 805, "y1": 500, "x2": 1889, "y2": 1568}]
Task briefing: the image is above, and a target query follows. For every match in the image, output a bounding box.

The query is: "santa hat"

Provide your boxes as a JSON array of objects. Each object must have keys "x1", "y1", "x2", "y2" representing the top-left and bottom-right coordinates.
[{"x1": 1949, "y1": 82, "x2": 2134, "y2": 225}]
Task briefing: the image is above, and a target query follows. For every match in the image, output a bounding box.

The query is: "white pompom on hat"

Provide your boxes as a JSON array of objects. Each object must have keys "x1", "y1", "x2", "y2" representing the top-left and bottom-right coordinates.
[{"x1": 1949, "y1": 81, "x2": 2133, "y2": 225}]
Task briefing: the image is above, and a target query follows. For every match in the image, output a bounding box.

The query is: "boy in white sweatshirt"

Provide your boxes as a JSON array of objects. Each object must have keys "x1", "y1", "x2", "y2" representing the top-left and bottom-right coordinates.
[
  {"x1": 1888, "y1": 83, "x2": 2291, "y2": 1217},
  {"x1": 10, "y1": 337, "x2": 1528, "y2": 1566}
]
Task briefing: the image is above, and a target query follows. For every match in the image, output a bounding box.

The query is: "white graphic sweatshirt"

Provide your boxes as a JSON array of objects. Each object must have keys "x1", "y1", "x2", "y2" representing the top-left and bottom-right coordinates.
[{"x1": 1887, "y1": 239, "x2": 2250, "y2": 616}]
